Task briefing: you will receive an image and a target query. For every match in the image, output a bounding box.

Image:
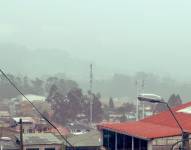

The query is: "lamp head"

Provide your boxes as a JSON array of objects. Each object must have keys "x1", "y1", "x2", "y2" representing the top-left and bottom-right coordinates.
[{"x1": 138, "y1": 93, "x2": 163, "y2": 103}]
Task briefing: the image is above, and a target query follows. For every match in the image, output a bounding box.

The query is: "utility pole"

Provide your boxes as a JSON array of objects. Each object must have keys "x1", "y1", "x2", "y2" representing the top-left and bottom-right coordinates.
[
  {"x1": 136, "y1": 79, "x2": 145, "y2": 120},
  {"x1": 89, "y1": 64, "x2": 93, "y2": 125},
  {"x1": 20, "y1": 118, "x2": 23, "y2": 150},
  {"x1": 135, "y1": 80, "x2": 139, "y2": 121},
  {"x1": 141, "y1": 80, "x2": 145, "y2": 119}
]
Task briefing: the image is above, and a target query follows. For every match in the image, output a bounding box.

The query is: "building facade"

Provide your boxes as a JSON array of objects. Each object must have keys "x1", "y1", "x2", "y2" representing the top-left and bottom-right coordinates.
[{"x1": 98, "y1": 101, "x2": 191, "y2": 150}]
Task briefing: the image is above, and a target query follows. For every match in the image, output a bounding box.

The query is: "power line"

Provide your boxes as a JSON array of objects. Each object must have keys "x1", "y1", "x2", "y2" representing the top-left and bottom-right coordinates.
[{"x1": 0, "y1": 69, "x2": 74, "y2": 148}]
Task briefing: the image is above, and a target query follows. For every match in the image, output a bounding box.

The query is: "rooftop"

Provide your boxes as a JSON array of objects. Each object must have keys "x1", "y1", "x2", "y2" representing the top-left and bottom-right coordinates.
[
  {"x1": 65, "y1": 130, "x2": 101, "y2": 147},
  {"x1": 20, "y1": 133, "x2": 63, "y2": 145},
  {"x1": 13, "y1": 117, "x2": 35, "y2": 124},
  {"x1": 0, "y1": 111, "x2": 10, "y2": 117},
  {"x1": 0, "y1": 139, "x2": 19, "y2": 150},
  {"x1": 98, "y1": 101, "x2": 191, "y2": 139},
  {"x1": 12, "y1": 94, "x2": 46, "y2": 102}
]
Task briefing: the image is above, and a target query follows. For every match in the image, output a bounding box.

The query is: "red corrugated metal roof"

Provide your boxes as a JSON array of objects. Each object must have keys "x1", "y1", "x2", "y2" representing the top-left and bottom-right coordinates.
[
  {"x1": 99, "y1": 121, "x2": 181, "y2": 139},
  {"x1": 142, "y1": 101, "x2": 191, "y2": 131},
  {"x1": 98, "y1": 101, "x2": 191, "y2": 139}
]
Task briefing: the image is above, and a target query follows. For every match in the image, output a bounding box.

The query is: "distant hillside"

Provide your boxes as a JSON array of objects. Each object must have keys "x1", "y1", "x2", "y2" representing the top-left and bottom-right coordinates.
[{"x1": 1, "y1": 43, "x2": 191, "y2": 102}]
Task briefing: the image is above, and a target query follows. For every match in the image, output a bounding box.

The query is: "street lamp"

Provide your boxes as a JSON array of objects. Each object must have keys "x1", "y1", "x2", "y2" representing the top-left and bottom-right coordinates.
[{"x1": 138, "y1": 93, "x2": 189, "y2": 150}]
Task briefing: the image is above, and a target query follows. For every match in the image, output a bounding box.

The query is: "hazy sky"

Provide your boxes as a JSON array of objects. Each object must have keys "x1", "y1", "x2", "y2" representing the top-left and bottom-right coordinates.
[{"x1": 1, "y1": 0, "x2": 191, "y2": 79}]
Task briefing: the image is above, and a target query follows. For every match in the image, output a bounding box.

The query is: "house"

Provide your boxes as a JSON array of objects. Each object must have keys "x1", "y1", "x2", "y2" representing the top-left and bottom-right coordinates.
[
  {"x1": 0, "y1": 127, "x2": 19, "y2": 140},
  {"x1": 0, "y1": 127, "x2": 19, "y2": 150},
  {"x1": 0, "y1": 128, "x2": 63, "y2": 150},
  {"x1": 11, "y1": 95, "x2": 50, "y2": 117},
  {"x1": 13, "y1": 117, "x2": 52, "y2": 134},
  {"x1": 19, "y1": 133, "x2": 63, "y2": 150},
  {"x1": 98, "y1": 101, "x2": 191, "y2": 150},
  {"x1": 34, "y1": 118, "x2": 51, "y2": 133},
  {"x1": 65, "y1": 130, "x2": 101, "y2": 150},
  {"x1": 0, "y1": 111, "x2": 16, "y2": 127},
  {"x1": 13, "y1": 117, "x2": 35, "y2": 133},
  {"x1": 0, "y1": 137, "x2": 19, "y2": 150}
]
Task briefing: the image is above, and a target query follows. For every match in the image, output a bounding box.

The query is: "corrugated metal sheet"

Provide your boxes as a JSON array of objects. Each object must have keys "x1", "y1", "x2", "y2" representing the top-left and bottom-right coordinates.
[{"x1": 98, "y1": 101, "x2": 191, "y2": 139}]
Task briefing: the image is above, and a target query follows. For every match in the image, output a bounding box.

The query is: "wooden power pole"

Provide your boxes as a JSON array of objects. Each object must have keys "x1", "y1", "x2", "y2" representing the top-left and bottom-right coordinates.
[{"x1": 20, "y1": 118, "x2": 23, "y2": 150}]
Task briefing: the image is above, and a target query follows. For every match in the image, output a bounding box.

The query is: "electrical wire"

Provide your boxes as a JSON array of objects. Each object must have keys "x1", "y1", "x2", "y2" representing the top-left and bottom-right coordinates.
[{"x1": 0, "y1": 69, "x2": 74, "y2": 148}]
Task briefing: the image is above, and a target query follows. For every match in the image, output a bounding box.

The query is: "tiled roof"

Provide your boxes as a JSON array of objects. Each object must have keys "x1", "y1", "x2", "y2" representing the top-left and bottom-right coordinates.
[{"x1": 98, "y1": 101, "x2": 191, "y2": 139}]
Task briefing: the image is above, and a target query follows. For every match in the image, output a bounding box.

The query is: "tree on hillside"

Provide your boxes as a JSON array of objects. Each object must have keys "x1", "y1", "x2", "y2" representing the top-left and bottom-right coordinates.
[
  {"x1": 92, "y1": 93, "x2": 103, "y2": 122},
  {"x1": 84, "y1": 92, "x2": 103, "y2": 122},
  {"x1": 45, "y1": 77, "x2": 78, "y2": 95},
  {"x1": 176, "y1": 94, "x2": 182, "y2": 104},
  {"x1": 67, "y1": 87, "x2": 84, "y2": 119},
  {"x1": 117, "y1": 102, "x2": 136, "y2": 114},
  {"x1": 109, "y1": 97, "x2": 114, "y2": 109},
  {"x1": 46, "y1": 84, "x2": 58, "y2": 103},
  {"x1": 168, "y1": 94, "x2": 182, "y2": 108},
  {"x1": 46, "y1": 83, "x2": 85, "y2": 124},
  {"x1": 31, "y1": 78, "x2": 44, "y2": 95},
  {"x1": 50, "y1": 92, "x2": 70, "y2": 124},
  {"x1": 22, "y1": 76, "x2": 32, "y2": 94}
]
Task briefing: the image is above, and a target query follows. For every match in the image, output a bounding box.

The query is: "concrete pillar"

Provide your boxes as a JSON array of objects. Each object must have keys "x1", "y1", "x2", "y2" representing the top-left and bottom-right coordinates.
[
  {"x1": 139, "y1": 139, "x2": 141, "y2": 150},
  {"x1": 147, "y1": 140, "x2": 152, "y2": 150},
  {"x1": 107, "y1": 131, "x2": 109, "y2": 149},
  {"x1": 132, "y1": 137, "x2": 134, "y2": 150},
  {"x1": 115, "y1": 132, "x2": 118, "y2": 150},
  {"x1": 100, "y1": 130, "x2": 103, "y2": 146}
]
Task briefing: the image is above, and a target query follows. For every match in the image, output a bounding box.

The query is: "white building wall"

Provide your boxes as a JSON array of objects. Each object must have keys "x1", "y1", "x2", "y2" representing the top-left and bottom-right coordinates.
[{"x1": 148, "y1": 141, "x2": 152, "y2": 150}]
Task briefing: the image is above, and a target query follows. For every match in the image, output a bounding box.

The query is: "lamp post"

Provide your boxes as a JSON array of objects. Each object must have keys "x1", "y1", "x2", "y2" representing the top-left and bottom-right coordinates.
[{"x1": 137, "y1": 93, "x2": 189, "y2": 150}]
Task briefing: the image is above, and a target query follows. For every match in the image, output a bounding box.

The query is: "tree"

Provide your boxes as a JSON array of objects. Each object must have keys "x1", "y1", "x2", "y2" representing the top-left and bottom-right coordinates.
[
  {"x1": 67, "y1": 87, "x2": 84, "y2": 119},
  {"x1": 84, "y1": 92, "x2": 103, "y2": 122},
  {"x1": 31, "y1": 78, "x2": 44, "y2": 95},
  {"x1": 22, "y1": 76, "x2": 32, "y2": 94},
  {"x1": 117, "y1": 102, "x2": 136, "y2": 114},
  {"x1": 45, "y1": 77, "x2": 78, "y2": 96},
  {"x1": 109, "y1": 97, "x2": 114, "y2": 109},
  {"x1": 46, "y1": 84, "x2": 85, "y2": 125},
  {"x1": 168, "y1": 94, "x2": 176, "y2": 107},
  {"x1": 168, "y1": 94, "x2": 182, "y2": 108},
  {"x1": 49, "y1": 92, "x2": 71, "y2": 125},
  {"x1": 176, "y1": 94, "x2": 182, "y2": 105},
  {"x1": 46, "y1": 84, "x2": 58, "y2": 103},
  {"x1": 92, "y1": 94, "x2": 103, "y2": 122},
  {"x1": 120, "y1": 113, "x2": 127, "y2": 122}
]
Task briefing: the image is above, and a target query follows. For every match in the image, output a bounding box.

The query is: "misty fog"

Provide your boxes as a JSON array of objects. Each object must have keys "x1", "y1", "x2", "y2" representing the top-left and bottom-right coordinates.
[{"x1": 1, "y1": 0, "x2": 191, "y2": 101}]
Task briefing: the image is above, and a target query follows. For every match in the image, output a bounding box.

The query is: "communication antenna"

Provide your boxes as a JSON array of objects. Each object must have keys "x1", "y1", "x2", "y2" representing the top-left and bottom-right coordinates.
[
  {"x1": 135, "y1": 80, "x2": 139, "y2": 121},
  {"x1": 90, "y1": 64, "x2": 93, "y2": 92},
  {"x1": 89, "y1": 64, "x2": 93, "y2": 125}
]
